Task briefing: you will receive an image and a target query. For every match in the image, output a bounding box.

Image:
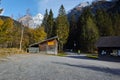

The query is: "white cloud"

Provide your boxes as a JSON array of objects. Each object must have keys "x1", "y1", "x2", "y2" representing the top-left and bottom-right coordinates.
[
  {"x1": 43, "y1": 0, "x2": 49, "y2": 4},
  {"x1": 38, "y1": 0, "x2": 50, "y2": 4},
  {"x1": 37, "y1": 0, "x2": 52, "y2": 14}
]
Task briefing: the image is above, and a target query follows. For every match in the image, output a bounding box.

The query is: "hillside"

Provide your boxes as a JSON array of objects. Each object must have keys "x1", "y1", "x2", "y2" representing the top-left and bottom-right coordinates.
[
  {"x1": 0, "y1": 15, "x2": 46, "y2": 50},
  {"x1": 0, "y1": 16, "x2": 22, "y2": 28},
  {"x1": 66, "y1": 0, "x2": 120, "y2": 52},
  {"x1": 67, "y1": 0, "x2": 120, "y2": 20}
]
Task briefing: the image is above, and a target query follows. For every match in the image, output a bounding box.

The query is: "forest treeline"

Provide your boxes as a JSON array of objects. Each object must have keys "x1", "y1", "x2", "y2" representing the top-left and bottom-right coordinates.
[
  {"x1": 67, "y1": 8, "x2": 120, "y2": 53},
  {"x1": 66, "y1": 0, "x2": 120, "y2": 52},
  {"x1": 0, "y1": 0, "x2": 120, "y2": 53},
  {"x1": 0, "y1": 5, "x2": 69, "y2": 52},
  {"x1": 0, "y1": 16, "x2": 46, "y2": 49},
  {"x1": 42, "y1": 0, "x2": 120, "y2": 52}
]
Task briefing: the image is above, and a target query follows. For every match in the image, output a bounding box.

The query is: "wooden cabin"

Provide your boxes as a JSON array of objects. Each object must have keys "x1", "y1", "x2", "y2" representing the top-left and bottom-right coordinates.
[
  {"x1": 28, "y1": 36, "x2": 58, "y2": 55},
  {"x1": 96, "y1": 36, "x2": 120, "y2": 57}
]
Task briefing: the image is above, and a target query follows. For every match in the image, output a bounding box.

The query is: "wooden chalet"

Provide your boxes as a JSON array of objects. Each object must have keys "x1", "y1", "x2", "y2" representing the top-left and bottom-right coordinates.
[
  {"x1": 96, "y1": 36, "x2": 120, "y2": 57},
  {"x1": 28, "y1": 36, "x2": 58, "y2": 55}
]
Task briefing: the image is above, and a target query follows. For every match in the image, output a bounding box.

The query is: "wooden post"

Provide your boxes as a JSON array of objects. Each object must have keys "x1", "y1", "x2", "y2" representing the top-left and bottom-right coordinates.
[{"x1": 55, "y1": 40, "x2": 58, "y2": 55}]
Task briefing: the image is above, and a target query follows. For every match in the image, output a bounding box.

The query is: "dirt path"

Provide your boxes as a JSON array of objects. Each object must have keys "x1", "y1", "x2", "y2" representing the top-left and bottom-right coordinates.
[{"x1": 0, "y1": 54, "x2": 120, "y2": 80}]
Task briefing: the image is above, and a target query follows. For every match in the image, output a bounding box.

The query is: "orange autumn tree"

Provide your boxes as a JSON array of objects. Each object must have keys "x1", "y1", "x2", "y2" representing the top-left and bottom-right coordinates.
[{"x1": 0, "y1": 18, "x2": 14, "y2": 47}]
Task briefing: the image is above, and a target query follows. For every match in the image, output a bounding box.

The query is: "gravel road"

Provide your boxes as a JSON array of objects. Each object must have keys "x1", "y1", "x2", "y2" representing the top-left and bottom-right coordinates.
[{"x1": 0, "y1": 54, "x2": 120, "y2": 80}]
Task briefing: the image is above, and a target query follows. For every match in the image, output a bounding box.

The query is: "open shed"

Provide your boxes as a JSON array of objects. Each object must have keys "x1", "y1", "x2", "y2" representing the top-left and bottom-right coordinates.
[
  {"x1": 96, "y1": 36, "x2": 120, "y2": 57},
  {"x1": 28, "y1": 36, "x2": 58, "y2": 55}
]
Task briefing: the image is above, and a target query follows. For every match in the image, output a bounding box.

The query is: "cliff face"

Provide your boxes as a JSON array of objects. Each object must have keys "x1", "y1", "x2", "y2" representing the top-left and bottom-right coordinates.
[{"x1": 18, "y1": 13, "x2": 44, "y2": 28}]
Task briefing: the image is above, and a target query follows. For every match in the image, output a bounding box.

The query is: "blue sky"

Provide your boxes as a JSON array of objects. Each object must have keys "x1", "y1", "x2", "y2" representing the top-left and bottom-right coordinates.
[{"x1": 0, "y1": 0, "x2": 93, "y2": 19}]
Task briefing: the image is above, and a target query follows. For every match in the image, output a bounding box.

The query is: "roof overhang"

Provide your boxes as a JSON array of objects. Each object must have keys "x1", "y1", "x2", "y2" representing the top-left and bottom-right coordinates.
[{"x1": 29, "y1": 36, "x2": 58, "y2": 47}]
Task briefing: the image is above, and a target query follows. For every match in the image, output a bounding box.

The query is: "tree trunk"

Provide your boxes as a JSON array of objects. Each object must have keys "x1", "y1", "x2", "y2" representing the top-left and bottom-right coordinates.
[
  {"x1": 58, "y1": 41, "x2": 63, "y2": 52},
  {"x1": 20, "y1": 27, "x2": 24, "y2": 51}
]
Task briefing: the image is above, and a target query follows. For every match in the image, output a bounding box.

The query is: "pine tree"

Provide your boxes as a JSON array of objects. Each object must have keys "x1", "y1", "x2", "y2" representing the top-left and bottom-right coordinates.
[
  {"x1": 0, "y1": 9, "x2": 3, "y2": 14},
  {"x1": 56, "y1": 5, "x2": 69, "y2": 51},
  {"x1": 66, "y1": 14, "x2": 77, "y2": 50},
  {"x1": 47, "y1": 9, "x2": 54, "y2": 38},
  {"x1": 69, "y1": 14, "x2": 77, "y2": 36},
  {"x1": 112, "y1": 13, "x2": 120, "y2": 36},
  {"x1": 96, "y1": 9, "x2": 114, "y2": 36},
  {"x1": 77, "y1": 7, "x2": 99, "y2": 52},
  {"x1": 0, "y1": 0, "x2": 3, "y2": 14},
  {"x1": 85, "y1": 17, "x2": 99, "y2": 52},
  {"x1": 51, "y1": 21, "x2": 56, "y2": 37},
  {"x1": 58, "y1": 5, "x2": 66, "y2": 16},
  {"x1": 42, "y1": 9, "x2": 48, "y2": 34}
]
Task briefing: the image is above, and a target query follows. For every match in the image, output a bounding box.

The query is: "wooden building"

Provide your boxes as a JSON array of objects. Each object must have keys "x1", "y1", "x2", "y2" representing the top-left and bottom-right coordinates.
[
  {"x1": 96, "y1": 36, "x2": 120, "y2": 57},
  {"x1": 28, "y1": 36, "x2": 58, "y2": 55}
]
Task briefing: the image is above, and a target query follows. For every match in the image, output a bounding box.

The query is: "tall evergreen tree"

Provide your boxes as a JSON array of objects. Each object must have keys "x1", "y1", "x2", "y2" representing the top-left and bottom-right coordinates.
[
  {"x1": 112, "y1": 13, "x2": 120, "y2": 36},
  {"x1": 0, "y1": 0, "x2": 3, "y2": 14},
  {"x1": 42, "y1": 9, "x2": 48, "y2": 35},
  {"x1": 58, "y1": 5, "x2": 66, "y2": 16},
  {"x1": 66, "y1": 14, "x2": 77, "y2": 50},
  {"x1": 51, "y1": 21, "x2": 56, "y2": 37},
  {"x1": 96, "y1": 9, "x2": 114, "y2": 36},
  {"x1": 77, "y1": 7, "x2": 99, "y2": 52},
  {"x1": 0, "y1": 8, "x2": 3, "y2": 14},
  {"x1": 69, "y1": 14, "x2": 77, "y2": 38},
  {"x1": 85, "y1": 17, "x2": 99, "y2": 52},
  {"x1": 47, "y1": 9, "x2": 54, "y2": 38},
  {"x1": 56, "y1": 5, "x2": 69, "y2": 51}
]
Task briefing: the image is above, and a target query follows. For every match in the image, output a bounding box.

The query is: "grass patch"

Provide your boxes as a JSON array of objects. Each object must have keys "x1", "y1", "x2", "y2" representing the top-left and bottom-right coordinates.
[
  {"x1": 86, "y1": 54, "x2": 98, "y2": 59},
  {"x1": 0, "y1": 48, "x2": 27, "y2": 58},
  {"x1": 57, "y1": 52, "x2": 67, "y2": 57}
]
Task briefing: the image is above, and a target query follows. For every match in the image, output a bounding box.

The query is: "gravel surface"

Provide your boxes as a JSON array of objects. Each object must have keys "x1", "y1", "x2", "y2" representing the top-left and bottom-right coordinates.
[{"x1": 0, "y1": 54, "x2": 120, "y2": 80}]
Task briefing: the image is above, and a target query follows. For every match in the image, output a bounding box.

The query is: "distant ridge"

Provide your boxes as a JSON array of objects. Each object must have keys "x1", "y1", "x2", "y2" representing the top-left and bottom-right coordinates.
[{"x1": 67, "y1": 0, "x2": 120, "y2": 20}]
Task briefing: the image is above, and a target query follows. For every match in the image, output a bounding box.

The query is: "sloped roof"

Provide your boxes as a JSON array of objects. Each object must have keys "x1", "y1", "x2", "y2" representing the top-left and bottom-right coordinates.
[
  {"x1": 29, "y1": 36, "x2": 58, "y2": 47},
  {"x1": 96, "y1": 36, "x2": 120, "y2": 47}
]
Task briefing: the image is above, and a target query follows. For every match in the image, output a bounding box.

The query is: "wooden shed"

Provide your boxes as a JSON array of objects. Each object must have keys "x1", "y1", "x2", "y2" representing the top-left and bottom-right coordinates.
[
  {"x1": 96, "y1": 36, "x2": 120, "y2": 57},
  {"x1": 28, "y1": 36, "x2": 58, "y2": 55}
]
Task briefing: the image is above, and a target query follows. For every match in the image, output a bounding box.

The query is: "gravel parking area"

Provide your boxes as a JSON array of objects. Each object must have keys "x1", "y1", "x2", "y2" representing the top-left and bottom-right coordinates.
[{"x1": 0, "y1": 54, "x2": 120, "y2": 80}]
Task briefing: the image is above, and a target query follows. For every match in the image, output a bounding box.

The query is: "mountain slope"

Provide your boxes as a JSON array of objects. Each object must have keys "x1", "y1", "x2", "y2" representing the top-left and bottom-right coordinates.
[
  {"x1": 18, "y1": 13, "x2": 44, "y2": 28},
  {"x1": 67, "y1": 2, "x2": 89, "y2": 20},
  {"x1": 0, "y1": 16, "x2": 22, "y2": 28},
  {"x1": 67, "y1": 0, "x2": 120, "y2": 20},
  {"x1": 33, "y1": 13, "x2": 44, "y2": 28}
]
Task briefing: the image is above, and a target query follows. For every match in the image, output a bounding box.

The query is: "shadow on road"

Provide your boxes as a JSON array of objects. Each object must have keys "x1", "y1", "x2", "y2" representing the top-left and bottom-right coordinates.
[
  {"x1": 52, "y1": 61, "x2": 120, "y2": 75},
  {"x1": 65, "y1": 54, "x2": 120, "y2": 62},
  {"x1": 66, "y1": 55, "x2": 92, "y2": 60}
]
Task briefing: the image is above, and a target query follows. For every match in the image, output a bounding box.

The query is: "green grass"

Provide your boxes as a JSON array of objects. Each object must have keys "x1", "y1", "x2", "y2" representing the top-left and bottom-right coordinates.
[
  {"x1": 86, "y1": 54, "x2": 98, "y2": 59},
  {"x1": 57, "y1": 52, "x2": 67, "y2": 57}
]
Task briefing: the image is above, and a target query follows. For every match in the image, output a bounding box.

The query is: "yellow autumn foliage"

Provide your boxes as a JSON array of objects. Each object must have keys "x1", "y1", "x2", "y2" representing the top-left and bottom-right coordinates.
[{"x1": 34, "y1": 26, "x2": 47, "y2": 42}]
